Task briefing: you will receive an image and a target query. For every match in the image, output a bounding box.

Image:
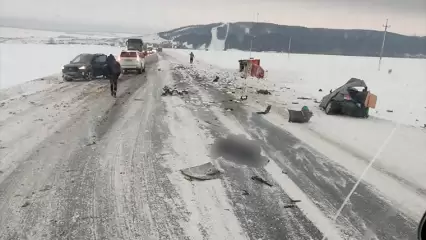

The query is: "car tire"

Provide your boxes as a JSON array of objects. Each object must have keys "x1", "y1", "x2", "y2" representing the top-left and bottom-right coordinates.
[
  {"x1": 137, "y1": 68, "x2": 142, "y2": 74},
  {"x1": 142, "y1": 66, "x2": 146, "y2": 73},
  {"x1": 325, "y1": 101, "x2": 335, "y2": 115},
  {"x1": 63, "y1": 77, "x2": 71, "y2": 82},
  {"x1": 85, "y1": 71, "x2": 93, "y2": 81}
]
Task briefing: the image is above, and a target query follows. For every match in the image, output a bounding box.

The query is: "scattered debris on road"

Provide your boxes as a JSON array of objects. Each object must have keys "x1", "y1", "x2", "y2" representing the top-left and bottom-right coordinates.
[
  {"x1": 180, "y1": 162, "x2": 221, "y2": 181},
  {"x1": 240, "y1": 95, "x2": 248, "y2": 101},
  {"x1": 242, "y1": 190, "x2": 249, "y2": 196},
  {"x1": 297, "y1": 97, "x2": 312, "y2": 100},
  {"x1": 319, "y1": 89, "x2": 323, "y2": 92},
  {"x1": 288, "y1": 106, "x2": 313, "y2": 123},
  {"x1": 39, "y1": 185, "x2": 53, "y2": 192},
  {"x1": 291, "y1": 102, "x2": 299, "y2": 104},
  {"x1": 21, "y1": 201, "x2": 30, "y2": 208},
  {"x1": 251, "y1": 176, "x2": 273, "y2": 187},
  {"x1": 161, "y1": 85, "x2": 189, "y2": 96},
  {"x1": 134, "y1": 98, "x2": 144, "y2": 101},
  {"x1": 387, "y1": 110, "x2": 394, "y2": 113},
  {"x1": 257, "y1": 89, "x2": 272, "y2": 95},
  {"x1": 257, "y1": 105, "x2": 272, "y2": 115},
  {"x1": 225, "y1": 108, "x2": 234, "y2": 111},
  {"x1": 284, "y1": 204, "x2": 297, "y2": 209},
  {"x1": 213, "y1": 76, "x2": 219, "y2": 82}
]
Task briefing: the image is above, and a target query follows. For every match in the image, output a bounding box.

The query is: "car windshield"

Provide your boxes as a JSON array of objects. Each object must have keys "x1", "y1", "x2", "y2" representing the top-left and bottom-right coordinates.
[
  {"x1": 1, "y1": 1, "x2": 425, "y2": 240},
  {"x1": 71, "y1": 54, "x2": 92, "y2": 63}
]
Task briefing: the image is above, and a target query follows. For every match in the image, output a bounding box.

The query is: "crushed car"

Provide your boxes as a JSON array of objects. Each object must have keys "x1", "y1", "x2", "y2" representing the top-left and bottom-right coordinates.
[{"x1": 319, "y1": 78, "x2": 376, "y2": 118}]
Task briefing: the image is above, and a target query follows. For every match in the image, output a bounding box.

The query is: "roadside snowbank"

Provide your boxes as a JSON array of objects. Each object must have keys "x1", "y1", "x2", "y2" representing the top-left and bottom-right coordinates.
[{"x1": 0, "y1": 43, "x2": 122, "y2": 89}]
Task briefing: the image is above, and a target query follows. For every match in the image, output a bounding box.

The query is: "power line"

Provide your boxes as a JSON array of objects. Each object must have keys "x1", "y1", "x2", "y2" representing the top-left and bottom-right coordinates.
[{"x1": 378, "y1": 19, "x2": 390, "y2": 71}]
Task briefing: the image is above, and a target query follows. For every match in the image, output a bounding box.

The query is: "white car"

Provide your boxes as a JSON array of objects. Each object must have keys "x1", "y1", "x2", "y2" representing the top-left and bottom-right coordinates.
[{"x1": 118, "y1": 50, "x2": 145, "y2": 74}]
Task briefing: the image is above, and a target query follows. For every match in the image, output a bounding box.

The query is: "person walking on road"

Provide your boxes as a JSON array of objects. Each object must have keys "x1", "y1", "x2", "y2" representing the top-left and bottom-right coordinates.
[
  {"x1": 106, "y1": 54, "x2": 121, "y2": 98},
  {"x1": 189, "y1": 52, "x2": 194, "y2": 64}
]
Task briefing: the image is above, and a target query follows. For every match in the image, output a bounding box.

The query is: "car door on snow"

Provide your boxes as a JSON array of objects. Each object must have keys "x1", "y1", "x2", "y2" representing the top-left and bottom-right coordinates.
[{"x1": 93, "y1": 55, "x2": 107, "y2": 76}]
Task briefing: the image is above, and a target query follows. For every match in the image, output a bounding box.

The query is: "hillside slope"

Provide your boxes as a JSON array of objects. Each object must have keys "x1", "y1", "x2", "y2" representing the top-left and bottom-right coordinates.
[{"x1": 159, "y1": 22, "x2": 426, "y2": 58}]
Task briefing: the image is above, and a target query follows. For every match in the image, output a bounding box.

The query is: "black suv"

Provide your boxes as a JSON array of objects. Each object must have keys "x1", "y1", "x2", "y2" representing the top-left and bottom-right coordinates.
[{"x1": 62, "y1": 53, "x2": 108, "y2": 81}]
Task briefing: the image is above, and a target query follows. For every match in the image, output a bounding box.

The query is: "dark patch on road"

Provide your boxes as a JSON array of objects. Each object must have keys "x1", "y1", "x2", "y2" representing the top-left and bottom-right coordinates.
[{"x1": 211, "y1": 134, "x2": 268, "y2": 168}]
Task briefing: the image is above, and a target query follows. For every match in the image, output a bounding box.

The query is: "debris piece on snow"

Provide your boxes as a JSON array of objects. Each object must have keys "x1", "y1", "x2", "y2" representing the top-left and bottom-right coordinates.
[
  {"x1": 319, "y1": 89, "x2": 323, "y2": 92},
  {"x1": 134, "y1": 98, "x2": 144, "y2": 101},
  {"x1": 282, "y1": 170, "x2": 288, "y2": 174},
  {"x1": 251, "y1": 176, "x2": 273, "y2": 187},
  {"x1": 225, "y1": 108, "x2": 234, "y2": 111},
  {"x1": 39, "y1": 185, "x2": 52, "y2": 192},
  {"x1": 213, "y1": 76, "x2": 219, "y2": 82},
  {"x1": 240, "y1": 95, "x2": 248, "y2": 101},
  {"x1": 288, "y1": 106, "x2": 313, "y2": 123},
  {"x1": 180, "y1": 162, "x2": 221, "y2": 181},
  {"x1": 21, "y1": 201, "x2": 30, "y2": 208},
  {"x1": 387, "y1": 110, "x2": 394, "y2": 113},
  {"x1": 297, "y1": 97, "x2": 312, "y2": 100},
  {"x1": 291, "y1": 102, "x2": 299, "y2": 104},
  {"x1": 257, "y1": 105, "x2": 272, "y2": 115},
  {"x1": 290, "y1": 199, "x2": 301, "y2": 203},
  {"x1": 242, "y1": 190, "x2": 249, "y2": 196},
  {"x1": 256, "y1": 89, "x2": 272, "y2": 95},
  {"x1": 284, "y1": 204, "x2": 297, "y2": 209}
]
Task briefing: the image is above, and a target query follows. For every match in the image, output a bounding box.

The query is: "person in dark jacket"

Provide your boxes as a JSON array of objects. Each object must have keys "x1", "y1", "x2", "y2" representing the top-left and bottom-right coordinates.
[
  {"x1": 106, "y1": 54, "x2": 121, "y2": 97},
  {"x1": 189, "y1": 52, "x2": 194, "y2": 64}
]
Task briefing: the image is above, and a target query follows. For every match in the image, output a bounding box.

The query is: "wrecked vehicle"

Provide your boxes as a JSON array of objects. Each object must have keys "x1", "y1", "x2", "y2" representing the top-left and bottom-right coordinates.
[{"x1": 319, "y1": 78, "x2": 376, "y2": 118}]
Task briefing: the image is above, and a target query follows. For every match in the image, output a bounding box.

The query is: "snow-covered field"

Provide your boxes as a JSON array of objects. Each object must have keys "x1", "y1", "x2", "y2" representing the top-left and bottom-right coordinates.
[
  {"x1": 166, "y1": 49, "x2": 426, "y2": 220},
  {"x1": 0, "y1": 43, "x2": 123, "y2": 89}
]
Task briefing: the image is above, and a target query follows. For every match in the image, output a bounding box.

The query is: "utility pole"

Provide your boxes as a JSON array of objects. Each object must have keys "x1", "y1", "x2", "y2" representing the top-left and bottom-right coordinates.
[
  {"x1": 288, "y1": 36, "x2": 292, "y2": 59},
  {"x1": 378, "y1": 19, "x2": 390, "y2": 70},
  {"x1": 249, "y1": 12, "x2": 259, "y2": 58}
]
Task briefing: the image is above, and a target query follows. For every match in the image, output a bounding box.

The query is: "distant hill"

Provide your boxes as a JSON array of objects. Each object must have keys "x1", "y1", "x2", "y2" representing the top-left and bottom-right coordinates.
[{"x1": 158, "y1": 22, "x2": 426, "y2": 58}]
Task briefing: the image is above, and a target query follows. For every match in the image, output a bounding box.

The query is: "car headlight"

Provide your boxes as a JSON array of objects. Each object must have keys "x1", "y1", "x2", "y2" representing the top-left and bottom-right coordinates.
[
  {"x1": 79, "y1": 66, "x2": 86, "y2": 70},
  {"x1": 61, "y1": 66, "x2": 64, "y2": 70}
]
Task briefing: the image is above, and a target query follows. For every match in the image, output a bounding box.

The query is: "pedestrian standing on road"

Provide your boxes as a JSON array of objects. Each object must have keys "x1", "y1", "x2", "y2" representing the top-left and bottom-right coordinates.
[
  {"x1": 189, "y1": 52, "x2": 194, "y2": 64},
  {"x1": 106, "y1": 54, "x2": 121, "y2": 98}
]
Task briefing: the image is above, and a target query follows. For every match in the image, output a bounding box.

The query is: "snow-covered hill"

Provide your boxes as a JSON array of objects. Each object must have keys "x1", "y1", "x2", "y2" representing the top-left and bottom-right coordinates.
[
  {"x1": 0, "y1": 27, "x2": 166, "y2": 46},
  {"x1": 159, "y1": 22, "x2": 426, "y2": 58}
]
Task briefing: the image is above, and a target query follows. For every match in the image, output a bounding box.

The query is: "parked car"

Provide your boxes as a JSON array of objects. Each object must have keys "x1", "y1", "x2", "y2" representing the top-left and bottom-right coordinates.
[
  {"x1": 319, "y1": 78, "x2": 370, "y2": 118},
  {"x1": 62, "y1": 53, "x2": 108, "y2": 81},
  {"x1": 118, "y1": 50, "x2": 145, "y2": 74}
]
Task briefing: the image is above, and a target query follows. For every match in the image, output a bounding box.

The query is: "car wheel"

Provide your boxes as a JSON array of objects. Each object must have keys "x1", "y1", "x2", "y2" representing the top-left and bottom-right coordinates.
[
  {"x1": 85, "y1": 71, "x2": 93, "y2": 81},
  {"x1": 137, "y1": 68, "x2": 142, "y2": 74},
  {"x1": 142, "y1": 66, "x2": 146, "y2": 73},
  {"x1": 63, "y1": 77, "x2": 71, "y2": 82},
  {"x1": 325, "y1": 102, "x2": 335, "y2": 115}
]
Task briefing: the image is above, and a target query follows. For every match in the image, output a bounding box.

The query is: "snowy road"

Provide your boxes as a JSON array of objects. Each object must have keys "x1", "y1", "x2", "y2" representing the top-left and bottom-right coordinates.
[{"x1": 0, "y1": 53, "x2": 418, "y2": 240}]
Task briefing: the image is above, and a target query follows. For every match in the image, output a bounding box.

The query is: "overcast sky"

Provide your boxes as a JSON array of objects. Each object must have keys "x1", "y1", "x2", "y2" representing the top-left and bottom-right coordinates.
[{"x1": 1, "y1": 0, "x2": 425, "y2": 35}]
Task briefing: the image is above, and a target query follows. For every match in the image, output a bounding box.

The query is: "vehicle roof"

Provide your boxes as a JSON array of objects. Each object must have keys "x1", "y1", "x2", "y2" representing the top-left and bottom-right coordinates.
[{"x1": 121, "y1": 50, "x2": 140, "y2": 52}]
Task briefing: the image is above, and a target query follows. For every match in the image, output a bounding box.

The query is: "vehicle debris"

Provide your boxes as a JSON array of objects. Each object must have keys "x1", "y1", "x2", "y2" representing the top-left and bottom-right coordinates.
[
  {"x1": 242, "y1": 190, "x2": 249, "y2": 196},
  {"x1": 21, "y1": 201, "x2": 30, "y2": 208},
  {"x1": 297, "y1": 97, "x2": 312, "y2": 100},
  {"x1": 39, "y1": 185, "x2": 53, "y2": 192},
  {"x1": 257, "y1": 89, "x2": 272, "y2": 95},
  {"x1": 240, "y1": 95, "x2": 248, "y2": 101},
  {"x1": 319, "y1": 89, "x2": 323, "y2": 92},
  {"x1": 213, "y1": 76, "x2": 219, "y2": 82},
  {"x1": 284, "y1": 204, "x2": 297, "y2": 209},
  {"x1": 251, "y1": 176, "x2": 273, "y2": 187},
  {"x1": 320, "y1": 78, "x2": 376, "y2": 118},
  {"x1": 288, "y1": 106, "x2": 313, "y2": 123},
  {"x1": 257, "y1": 105, "x2": 272, "y2": 115},
  {"x1": 225, "y1": 108, "x2": 234, "y2": 111},
  {"x1": 161, "y1": 86, "x2": 189, "y2": 96},
  {"x1": 180, "y1": 162, "x2": 221, "y2": 181},
  {"x1": 387, "y1": 110, "x2": 393, "y2": 113}
]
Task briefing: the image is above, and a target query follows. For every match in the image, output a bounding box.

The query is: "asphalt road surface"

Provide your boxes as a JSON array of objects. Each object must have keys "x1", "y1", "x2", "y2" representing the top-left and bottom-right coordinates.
[{"x1": 0, "y1": 53, "x2": 417, "y2": 240}]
